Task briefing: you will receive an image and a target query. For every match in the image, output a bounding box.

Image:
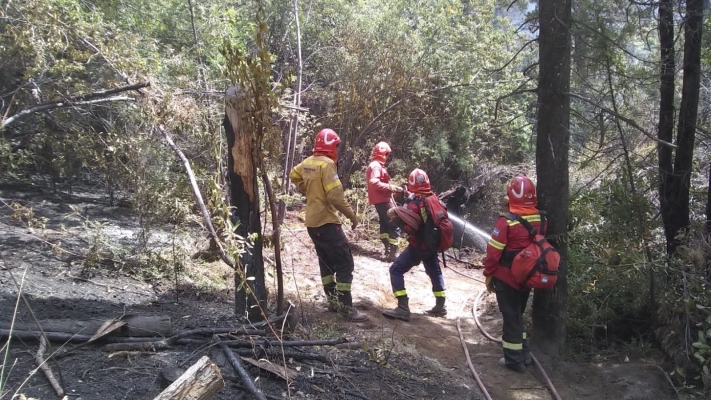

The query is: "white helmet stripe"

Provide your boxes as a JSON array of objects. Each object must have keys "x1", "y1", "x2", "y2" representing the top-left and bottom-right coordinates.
[
  {"x1": 511, "y1": 181, "x2": 525, "y2": 198},
  {"x1": 324, "y1": 132, "x2": 337, "y2": 145}
]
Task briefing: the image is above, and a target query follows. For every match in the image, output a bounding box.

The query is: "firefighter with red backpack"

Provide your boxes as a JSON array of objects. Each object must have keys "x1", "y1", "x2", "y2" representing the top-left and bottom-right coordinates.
[
  {"x1": 382, "y1": 168, "x2": 451, "y2": 321},
  {"x1": 366, "y1": 141, "x2": 404, "y2": 262},
  {"x1": 483, "y1": 174, "x2": 549, "y2": 372},
  {"x1": 289, "y1": 128, "x2": 368, "y2": 322}
]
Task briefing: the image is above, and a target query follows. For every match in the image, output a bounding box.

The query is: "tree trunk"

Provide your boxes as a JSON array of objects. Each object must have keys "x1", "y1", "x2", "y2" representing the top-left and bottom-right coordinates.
[
  {"x1": 153, "y1": 356, "x2": 223, "y2": 400},
  {"x1": 656, "y1": 0, "x2": 704, "y2": 257},
  {"x1": 225, "y1": 86, "x2": 267, "y2": 321},
  {"x1": 531, "y1": 0, "x2": 572, "y2": 356},
  {"x1": 707, "y1": 163, "x2": 711, "y2": 236},
  {"x1": 657, "y1": 0, "x2": 677, "y2": 255},
  {"x1": 669, "y1": 0, "x2": 703, "y2": 252},
  {"x1": 707, "y1": 164, "x2": 711, "y2": 283}
]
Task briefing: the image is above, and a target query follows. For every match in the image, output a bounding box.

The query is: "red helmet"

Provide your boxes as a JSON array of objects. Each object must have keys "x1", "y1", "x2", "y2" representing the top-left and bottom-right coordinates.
[
  {"x1": 408, "y1": 168, "x2": 432, "y2": 194},
  {"x1": 371, "y1": 141, "x2": 391, "y2": 162},
  {"x1": 313, "y1": 128, "x2": 341, "y2": 156},
  {"x1": 507, "y1": 174, "x2": 537, "y2": 207}
]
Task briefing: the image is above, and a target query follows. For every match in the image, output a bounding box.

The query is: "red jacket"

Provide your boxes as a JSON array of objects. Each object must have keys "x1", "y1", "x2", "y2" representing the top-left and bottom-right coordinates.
[
  {"x1": 402, "y1": 195, "x2": 434, "y2": 252},
  {"x1": 366, "y1": 160, "x2": 394, "y2": 205},
  {"x1": 483, "y1": 212, "x2": 545, "y2": 290}
]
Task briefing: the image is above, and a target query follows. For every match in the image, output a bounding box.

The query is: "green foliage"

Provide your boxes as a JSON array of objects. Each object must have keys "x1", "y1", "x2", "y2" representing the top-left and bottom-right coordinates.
[
  {"x1": 656, "y1": 237, "x2": 711, "y2": 391},
  {"x1": 272, "y1": 0, "x2": 532, "y2": 187},
  {"x1": 221, "y1": 1, "x2": 282, "y2": 161},
  {"x1": 566, "y1": 167, "x2": 658, "y2": 354}
]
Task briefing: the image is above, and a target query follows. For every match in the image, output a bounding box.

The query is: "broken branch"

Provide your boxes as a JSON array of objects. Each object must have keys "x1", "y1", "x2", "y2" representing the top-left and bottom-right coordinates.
[
  {"x1": 158, "y1": 125, "x2": 236, "y2": 269},
  {"x1": 35, "y1": 336, "x2": 65, "y2": 397},
  {"x1": 152, "y1": 355, "x2": 224, "y2": 400},
  {"x1": 1, "y1": 96, "x2": 136, "y2": 131},
  {"x1": 213, "y1": 335, "x2": 266, "y2": 400}
]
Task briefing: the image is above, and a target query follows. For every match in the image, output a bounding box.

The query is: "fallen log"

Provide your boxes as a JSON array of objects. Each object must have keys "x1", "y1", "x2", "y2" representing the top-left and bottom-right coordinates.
[
  {"x1": 1, "y1": 329, "x2": 165, "y2": 344},
  {"x1": 0, "y1": 315, "x2": 171, "y2": 338},
  {"x1": 153, "y1": 355, "x2": 224, "y2": 400}
]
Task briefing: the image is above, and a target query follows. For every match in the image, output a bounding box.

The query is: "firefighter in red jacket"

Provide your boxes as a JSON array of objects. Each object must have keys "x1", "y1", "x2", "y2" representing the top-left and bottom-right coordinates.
[
  {"x1": 382, "y1": 168, "x2": 446, "y2": 321},
  {"x1": 366, "y1": 142, "x2": 403, "y2": 262},
  {"x1": 290, "y1": 128, "x2": 368, "y2": 322},
  {"x1": 483, "y1": 174, "x2": 544, "y2": 372}
]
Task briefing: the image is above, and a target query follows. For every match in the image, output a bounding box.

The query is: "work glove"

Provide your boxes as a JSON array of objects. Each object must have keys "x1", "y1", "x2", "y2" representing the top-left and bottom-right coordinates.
[
  {"x1": 387, "y1": 207, "x2": 399, "y2": 221},
  {"x1": 485, "y1": 275, "x2": 495, "y2": 293},
  {"x1": 390, "y1": 184, "x2": 404, "y2": 193},
  {"x1": 350, "y1": 215, "x2": 359, "y2": 230}
]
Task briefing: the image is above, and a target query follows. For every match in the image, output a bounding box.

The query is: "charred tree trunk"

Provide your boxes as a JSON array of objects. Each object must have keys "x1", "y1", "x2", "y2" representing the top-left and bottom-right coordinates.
[
  {"x1": 225, "y1": 86, "x2": 267, "y2": 321},
  {"x1": 531, "y1": 0, "x2": 572, "y2": 356}
]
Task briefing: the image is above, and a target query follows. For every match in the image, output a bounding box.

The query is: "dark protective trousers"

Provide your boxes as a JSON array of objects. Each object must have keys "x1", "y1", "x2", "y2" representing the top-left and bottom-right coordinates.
[
  {"x1": 374, "y1": 202, "x2": 400, "y2": 245},
  {"x1": 307, "y1": 223, "x2": 354, "y2": 299},
  {"x1": 389, "y1": 245, "x2": 445, "y2": 298},
  {"x1": 494, "y1": 277, "x2": 531, "y2": 368}
]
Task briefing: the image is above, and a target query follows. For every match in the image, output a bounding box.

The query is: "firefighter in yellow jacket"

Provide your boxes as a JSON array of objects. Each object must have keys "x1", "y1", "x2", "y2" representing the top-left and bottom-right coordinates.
[{"x1": 290, "y1": 128, "x2": 368, "y2": 322}]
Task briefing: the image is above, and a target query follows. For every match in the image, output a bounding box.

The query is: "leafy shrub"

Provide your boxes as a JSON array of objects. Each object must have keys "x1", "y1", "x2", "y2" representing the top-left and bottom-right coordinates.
[
  {"x1": 656, "y1": 234, "x2": 711, "y2": 392},
  {"x1": 566, "y1": 172, "x2": 658, "y2": 355}
]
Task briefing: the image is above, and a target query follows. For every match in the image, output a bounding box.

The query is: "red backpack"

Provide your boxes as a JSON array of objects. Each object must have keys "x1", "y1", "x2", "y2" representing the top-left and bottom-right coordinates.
[
  {"x1": 503, "y1": 212, "x2": 560, "y2": 289},
  {"x1": 423, "y1": 195, "x2": 454, "y2": 253}
]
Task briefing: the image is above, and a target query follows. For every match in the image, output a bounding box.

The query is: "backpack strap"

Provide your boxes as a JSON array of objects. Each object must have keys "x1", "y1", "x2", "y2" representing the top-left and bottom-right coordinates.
[{"x1": 503, "y1": 212, "x2": 537, "y2": 237}]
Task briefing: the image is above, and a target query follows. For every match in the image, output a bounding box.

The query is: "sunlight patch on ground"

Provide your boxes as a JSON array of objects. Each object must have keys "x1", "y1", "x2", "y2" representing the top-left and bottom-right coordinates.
[{"x1": 511, "y1": 391, "x2": 550, "y2": 400}]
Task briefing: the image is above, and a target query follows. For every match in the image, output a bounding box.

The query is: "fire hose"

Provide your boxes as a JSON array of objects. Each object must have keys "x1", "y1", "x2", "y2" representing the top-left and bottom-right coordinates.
[{"x1": 463, "y1": 289, "x2": 563, "y2": 400}]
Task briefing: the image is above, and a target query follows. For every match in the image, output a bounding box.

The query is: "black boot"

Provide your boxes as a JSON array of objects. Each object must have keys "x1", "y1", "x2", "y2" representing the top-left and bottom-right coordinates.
[
  {"x1": 337, "y1": 291, "x2": 368, "y2": 322},
  {"x1": 382, "y1": 239, "x2": 390, "y2": 260},
  {"x1": 425, "y1": 297, "x2": 447, "y2": 316},
  {"x1": 499, "y1": 357, "x2": 525, "y2": 373},
  {"x1": 382, "y1": 296, "x2": 410, "y2": 321}
]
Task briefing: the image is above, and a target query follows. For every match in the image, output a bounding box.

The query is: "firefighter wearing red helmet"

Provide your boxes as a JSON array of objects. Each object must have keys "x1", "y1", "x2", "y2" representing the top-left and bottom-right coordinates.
[
  {"x1": 366, "y1": 141, "x2": 404, "y2": 262},
  {"x1": 483, "y1": 174, "x2": 546, "y2": 372},
  {"x1": 289, "y1": 128, "x2": 367, "y2": 322},
  {"x1": 382, "y1": 168, "x2": 447, "y2": 321}
]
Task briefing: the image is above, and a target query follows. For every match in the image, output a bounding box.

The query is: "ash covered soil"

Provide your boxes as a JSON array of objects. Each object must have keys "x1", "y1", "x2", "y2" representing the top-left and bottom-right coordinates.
[{"x1": 0, "y1": 183, "x2": 678, "y2": 400}]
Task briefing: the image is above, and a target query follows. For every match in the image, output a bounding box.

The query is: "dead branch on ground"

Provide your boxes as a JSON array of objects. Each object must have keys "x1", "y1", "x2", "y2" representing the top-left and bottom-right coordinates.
[
  {"x1": 214, "y1": 335, "x2": 266, "y2": 400},
  {"x1": 35, "y1": 336, "x2": 65, "y2": 397}
]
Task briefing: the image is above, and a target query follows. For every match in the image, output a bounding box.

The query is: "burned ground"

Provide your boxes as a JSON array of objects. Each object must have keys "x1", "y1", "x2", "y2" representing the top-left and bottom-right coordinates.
[{"x1": 0, "y1": 183, "x2": 678, "y2": 400}]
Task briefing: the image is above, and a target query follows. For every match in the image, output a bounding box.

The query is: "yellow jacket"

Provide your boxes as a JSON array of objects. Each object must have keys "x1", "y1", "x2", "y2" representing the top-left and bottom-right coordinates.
[{"x1": 290, "y1": 155, "x2": 357, "y2": 228}]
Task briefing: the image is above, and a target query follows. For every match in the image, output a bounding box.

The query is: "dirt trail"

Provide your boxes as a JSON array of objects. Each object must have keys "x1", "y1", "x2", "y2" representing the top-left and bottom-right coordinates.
[
  {"x1": 0, "y1": 185, "x2": 679, "y2": 400},
  {"x1": 281, "y1": 222, "x2": 677, "y2": 400}
]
